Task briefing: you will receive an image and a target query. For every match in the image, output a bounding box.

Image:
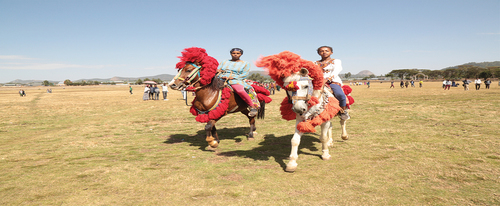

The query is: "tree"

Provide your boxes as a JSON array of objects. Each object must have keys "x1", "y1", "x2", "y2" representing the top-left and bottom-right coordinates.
[
  {"x1": 248, "y1": 73, "x2": 269, "y2": 82},
  {"x1": 136, "y1": 79, "x2": 143, "y2": 85},
  {"x1": 344, "y1": 72, "x2": 352, "y2": 79},
  {"x1": 64, "y1": 79, "x2": 72, "y2": 85},
  {"x1": 42, "y1": 80, "x2": 50, "y2": 86}
]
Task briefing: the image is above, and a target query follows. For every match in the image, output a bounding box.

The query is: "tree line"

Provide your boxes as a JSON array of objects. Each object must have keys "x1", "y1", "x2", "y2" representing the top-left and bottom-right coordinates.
[{"x1": 386, "y1": 65, "x2": 500, "y2": 80}]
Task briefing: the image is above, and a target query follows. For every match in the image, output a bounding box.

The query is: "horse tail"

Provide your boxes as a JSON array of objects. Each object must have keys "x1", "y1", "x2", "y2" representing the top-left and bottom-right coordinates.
[{"x1": 257, "y1": 100, "x2": 265, "y2": 119}]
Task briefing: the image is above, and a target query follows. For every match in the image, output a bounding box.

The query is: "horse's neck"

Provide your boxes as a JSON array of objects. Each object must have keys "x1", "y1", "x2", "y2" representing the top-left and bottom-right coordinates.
[{"x1": 193, "y1": 83, "x2": 220, "y2": 110}]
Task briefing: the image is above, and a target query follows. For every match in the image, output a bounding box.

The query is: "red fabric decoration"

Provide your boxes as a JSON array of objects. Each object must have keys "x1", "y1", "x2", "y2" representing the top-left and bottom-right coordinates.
[
  {"x1": 342, "y1": 85, "x2": 353, "y2": 95},
  {"x1": 255, "y1": 51, "x2": 324, "y2": 90},
  {"x1": 296, "y1": 97, "x2": 341, "y2": 133},
  {"x1": 346, "y1": 96, "x2": 355, "y2": 109},
  {"x1": 251, "y1": 84, "x2": 271, "y2": 96},
  {"x1": 190, "y1": 87, "x2": 231, "y2": 123},
  {"x1": 307, "y1": 96, "x2": 320, "y2": 108},
  {"x1": 257, "y1": 93, "x2": 272, "y2": 103},
  {"x1": 176, "y1": 47, "x2": 219, "y2": 86},
  {"x1": 280, "y1": 97, "x2": 296, "y2": 121}
]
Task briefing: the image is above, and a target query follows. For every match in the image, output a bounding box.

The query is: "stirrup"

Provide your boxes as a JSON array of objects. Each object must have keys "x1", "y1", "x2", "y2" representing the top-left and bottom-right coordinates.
[
  {"x1": 248, "y1": 108, "x2": 258, "y2": 117},
  {"x1": 340, "y1": 109, "x2": 350, "y2": 120}
]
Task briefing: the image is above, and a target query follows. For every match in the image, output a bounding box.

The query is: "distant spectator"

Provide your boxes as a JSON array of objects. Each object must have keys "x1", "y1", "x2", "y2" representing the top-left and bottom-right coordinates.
[
  {"x1": 419, "y1": 80, "x2": 423, "y2": 88},
  {"x1": 129, "y1": 86, "x2": 133, "y2": 94},
  {"x1": 474, "y1": 78, "x2": 481, "y2": 90},
  {"x1": 154, "y1": 85, "x2": 160, "y2": 100},
  {"x1": 162, "y1": 83, "x2": 169, "y2": 100},
  {"x1": 442, "y1": 80, "x2": 446, "y2": 88},
  {"x1": 484, "y1": 78, "x2": 491, "y2": 89},
  {"x1": 143, "y1": 85, "x2": 150, "y2": 101},
  {"x1": 462, "y1": 79, "x2": 470, "y2": 91},
  {"x1": 410, "y1": 80, "x2": 415, "y2": 87},
  {"x1": 445, "y1": 80, "x2": 451, "y2": 90},
  {"x1": 367, "y1": 81, "x2": 370, "y2": 88},
  {"x1": 400, "y1": 80, "x2": 404, "y2": 88},
  {"x1": 405, "y1": 81, "x2": 409, "y2": 88}
]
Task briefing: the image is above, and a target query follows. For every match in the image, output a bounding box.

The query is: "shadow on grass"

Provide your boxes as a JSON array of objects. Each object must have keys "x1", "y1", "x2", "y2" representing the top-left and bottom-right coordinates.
[
  {"x1": 164, "y1": 127, "x2": 253, "y2": 150},
  {"x1": 164, "y1": 127, "x2": 323, "y2": 171},
  {"x1": 217, "y1": 133, "x2": 322, "y2": 171}
]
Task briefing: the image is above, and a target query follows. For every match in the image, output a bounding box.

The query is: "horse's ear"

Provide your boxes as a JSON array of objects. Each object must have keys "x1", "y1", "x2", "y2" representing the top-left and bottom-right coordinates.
[{"x1": 300, "y1": 68, "x2": 309, "y2": 77}]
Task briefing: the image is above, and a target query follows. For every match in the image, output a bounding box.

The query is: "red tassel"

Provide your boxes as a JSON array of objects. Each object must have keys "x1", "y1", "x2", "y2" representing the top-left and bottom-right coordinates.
[
  {"x1": 297, "y1": 121, "x2": 316, "y2": 133},
  {"x1": 280, "y1": 97, "x2": 296, "y2": 121}
]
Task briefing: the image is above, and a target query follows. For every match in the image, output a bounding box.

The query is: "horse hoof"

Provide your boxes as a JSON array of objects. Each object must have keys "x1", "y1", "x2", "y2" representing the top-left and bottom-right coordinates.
[
  {"x1": 341, "y1": 135, "x2": 349, "y2": 140},
  {"x1": 285, "y1": 162, "x2": 297, "y2": 172},
  {"x1": 208, "y1": 141, "x2": 219, "y2": 148},
  {"x1": 322, "y1": 154, "x2": 331, "y2": 160},
  {"x1": 205, "y1": 146, "x2": 217, "y2": 151}
]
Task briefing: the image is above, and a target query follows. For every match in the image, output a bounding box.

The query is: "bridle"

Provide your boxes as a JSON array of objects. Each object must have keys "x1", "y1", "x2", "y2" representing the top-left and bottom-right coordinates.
[
  {"x1": 173, "y1": 62, "x2": 202, "y2": 89},
  {"x1": 285, "y1": 76, "x2": 314, "y2": 104}
]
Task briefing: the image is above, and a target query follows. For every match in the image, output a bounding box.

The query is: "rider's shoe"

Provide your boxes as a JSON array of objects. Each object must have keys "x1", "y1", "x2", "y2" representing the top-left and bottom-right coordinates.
[
  {"x1": 248, "y1": 107, "x2": 258, "y2": 117},
  {"x1": 341, "y1": 108, "x2": 350, "y2": 120}
]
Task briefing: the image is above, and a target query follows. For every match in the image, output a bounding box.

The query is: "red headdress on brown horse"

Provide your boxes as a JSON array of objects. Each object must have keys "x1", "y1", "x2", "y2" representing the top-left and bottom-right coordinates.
[{"x1": 175, "y1": 47, "x2": 219, "y2": 86}]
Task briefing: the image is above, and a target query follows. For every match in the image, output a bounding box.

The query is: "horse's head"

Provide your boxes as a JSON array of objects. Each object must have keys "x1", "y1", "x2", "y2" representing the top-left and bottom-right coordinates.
[
  {"x1": 170, "y1": 62, "x2": 202, "y2": 90},
  {"x1": 284, "y1": 68, "x2": 314, "y2": 116}
]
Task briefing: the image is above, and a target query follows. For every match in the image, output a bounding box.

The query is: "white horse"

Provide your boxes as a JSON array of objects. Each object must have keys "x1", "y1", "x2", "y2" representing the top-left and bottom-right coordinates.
[{"x1": 284, "y1": 68, "x2": 349, "y2": 172}]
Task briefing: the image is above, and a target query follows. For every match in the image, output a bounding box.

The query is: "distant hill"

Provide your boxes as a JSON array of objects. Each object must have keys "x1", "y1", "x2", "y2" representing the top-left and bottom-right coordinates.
[{"x1": 442, "y1": 61, "x2": 500, "y2": 70}]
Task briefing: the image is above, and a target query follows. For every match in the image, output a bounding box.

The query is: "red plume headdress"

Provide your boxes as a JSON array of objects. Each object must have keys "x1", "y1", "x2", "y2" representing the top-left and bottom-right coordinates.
[
  {"x1": 255, "y1": 51, "x2": 324, "y2": 90},
  {"x1": 175, "y1": 47, "x2": 219, "y2": 85}
]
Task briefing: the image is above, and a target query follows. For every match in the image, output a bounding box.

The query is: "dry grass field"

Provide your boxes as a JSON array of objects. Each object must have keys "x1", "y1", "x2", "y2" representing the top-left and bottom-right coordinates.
[{"x1": 1, "y1": 81, "x2": 499, "y2": 205}]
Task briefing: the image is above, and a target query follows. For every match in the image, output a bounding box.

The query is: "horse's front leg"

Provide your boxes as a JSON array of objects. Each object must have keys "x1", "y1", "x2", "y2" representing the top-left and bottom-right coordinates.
[
  {"x1": 340, "y1": 119, "x2": 348, "y2": 140},
  {"x1": 320, "y1": 121, "x2": 332, "y2": 160},
  {"x1": 286, "y1": 118, "x2": 304, "y2": 172},
  {"x1": 205, "y1": 120, "x2": 219, "y2": 149},
  {"x1": 247, "y1": 116, "x2": 256, "y2": 141}
]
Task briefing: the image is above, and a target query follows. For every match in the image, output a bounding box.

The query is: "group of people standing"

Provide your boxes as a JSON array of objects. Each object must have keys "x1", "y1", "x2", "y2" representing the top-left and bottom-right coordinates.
[
  {"x1": 447, "y1": 78, "x2": 492, "y2": 91},
  {"x1": 142, "y1": 83, "x2": 169, "y2": 101},
  {"x1": 390, "y1": 80, "x2": 423, "y2": 88}
]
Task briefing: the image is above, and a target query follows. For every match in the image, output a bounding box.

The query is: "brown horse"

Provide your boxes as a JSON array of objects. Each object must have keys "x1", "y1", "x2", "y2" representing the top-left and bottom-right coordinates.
[{"x1": 169, "y1": 61, "x2": 267, "y2": 150}]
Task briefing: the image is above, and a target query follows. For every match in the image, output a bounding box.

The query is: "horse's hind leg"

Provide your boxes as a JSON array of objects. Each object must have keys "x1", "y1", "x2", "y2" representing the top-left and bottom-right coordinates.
[
  {"x1": 205, "y1": 120, "x2": 219, "y2": 149},
  {"x1": 247, "y1": 116, "x2": 256, "y2": 140},
  {"x1": 320, "y1": 121, "x2": 332, "y2": 160},
  {"x1": 340, "y1": 119, "x2": 348, "y2": 140}
]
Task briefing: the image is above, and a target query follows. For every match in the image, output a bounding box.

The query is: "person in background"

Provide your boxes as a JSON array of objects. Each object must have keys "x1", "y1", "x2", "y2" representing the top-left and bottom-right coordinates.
[
  {"x1": 162, "y1": 83, "x2": 169, "y2": 100},
  {"x1": 154, "y1": 85, "x2": 160, "y2": 100},
  {"x1": 474, "y1": 78, "x2": 481, "y2": 90},
  {"x1": 143, "y1": 85, "x2": 150, "y2": 101},
  {"x1": 445, "y1": 79, "x2": 451, "y2": 90},
  {"x1": 400, "y1": 80, "x2": 404, "y2": 88},
  {"x1": 462, "y1": 78, "x2": 470, "y2": 91},
  {"x1": 484, "y1": 78, "x2": 491, "y2": 89},
  {"x1": 410, "y1": 80, "x2": 415, "y2": 87},
  {"x1": 405, "y1": 80, "x2": 409, "y2": 88},
  {"x1": 129, "y1": 86, "x2": 133, "y2": 94},
  {"x1": 419, "y1": 80, "x2": 423, "y2": 88},
  {"x1": 390, "y1": 80, "x2": 395, "y2": 88}
]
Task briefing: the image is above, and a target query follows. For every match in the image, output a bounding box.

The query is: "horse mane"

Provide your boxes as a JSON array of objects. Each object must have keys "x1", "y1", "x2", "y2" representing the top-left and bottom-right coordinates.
[
  {"x1": 175, "y1": 47, "x2": 219, "y2": 85},
  {"x1": 209, "y1": 76, "x2": 226, "y2": 91},
  {"x1": 255, "y1": 51, "x2": 324, "y2": 90}
]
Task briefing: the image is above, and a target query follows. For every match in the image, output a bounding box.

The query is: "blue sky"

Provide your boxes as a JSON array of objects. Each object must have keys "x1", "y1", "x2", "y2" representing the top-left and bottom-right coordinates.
[{"x1": 1, "y1": 0, "x2": 499, "y2": 83}]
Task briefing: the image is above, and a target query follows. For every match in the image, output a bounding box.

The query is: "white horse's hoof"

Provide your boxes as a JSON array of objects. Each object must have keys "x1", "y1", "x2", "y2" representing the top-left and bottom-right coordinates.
[
  {"x1": 341, "y1": 135, "x2": 349, "y2": 140},
  {"x1": 322, "y1": 154, "x2": 331, "y2": 160},
  {"x1": 285, "y1": 163, "x2": 298, "y2": 172}
]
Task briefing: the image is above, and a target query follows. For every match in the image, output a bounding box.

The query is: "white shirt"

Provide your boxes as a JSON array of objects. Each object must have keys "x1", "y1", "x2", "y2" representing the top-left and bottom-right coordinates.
[
  {"x1": 318, "y1": 59, "x2": 343, "y2": 84},
  {"x1": 144, "y1": 87, "x2": 150, "y2": 92},
  {"x1": 475, "y1": 79, "x2": 481, "y2": 84},
  {"x1": 162, "y1": 85, "x2": 169, "y2": 92}
]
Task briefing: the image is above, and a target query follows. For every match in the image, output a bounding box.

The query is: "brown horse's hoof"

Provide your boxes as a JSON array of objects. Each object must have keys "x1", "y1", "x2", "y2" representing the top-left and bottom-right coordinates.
[
  {"x1": 341, "y1": 135, "x2": 349, "y2": 140},
  {"x1": 206, "y1": 145, "x2": 217, "y2": 151}
]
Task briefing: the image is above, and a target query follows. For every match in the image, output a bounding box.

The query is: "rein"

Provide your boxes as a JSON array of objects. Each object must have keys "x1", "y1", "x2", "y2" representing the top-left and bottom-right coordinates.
[
  {"x1": 174, "y1": 63, "x2": 202, "y2": 88},
  {"x1": 285, "y1": 76, "x2": 314, "y2": 104}
]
